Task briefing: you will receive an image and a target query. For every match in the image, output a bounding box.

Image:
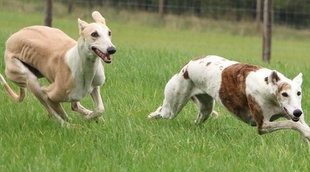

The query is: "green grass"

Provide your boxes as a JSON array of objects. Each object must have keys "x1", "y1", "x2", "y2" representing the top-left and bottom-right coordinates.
[{"x1": 1, "y1": 6, "x2": 310, "y2": 172}]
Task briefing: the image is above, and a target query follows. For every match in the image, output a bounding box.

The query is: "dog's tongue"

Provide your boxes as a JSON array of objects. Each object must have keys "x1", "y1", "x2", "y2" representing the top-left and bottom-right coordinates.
[{"x1": 94, "y1": 48, "x2": 112, "y2": 63}]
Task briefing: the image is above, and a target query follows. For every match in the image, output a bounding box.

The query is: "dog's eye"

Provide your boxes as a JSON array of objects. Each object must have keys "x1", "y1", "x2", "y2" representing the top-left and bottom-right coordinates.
[
  {"x1": 91, "y1": 31, "x2": 99, "y2": 38},
  {"x1": 108, "y1": 31, "x2": 112, "y2": 36},
  {"x1": 297, "y1": 91, "x2": 301, "y2": 96},
  {"x1": 281, "y1": 92, "x2": 289, "y2": 97}
]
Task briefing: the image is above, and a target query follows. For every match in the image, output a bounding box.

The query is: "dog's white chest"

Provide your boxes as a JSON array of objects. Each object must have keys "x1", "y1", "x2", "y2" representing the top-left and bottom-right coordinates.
[
  {"x1": 65, "y1": 50, "x2": 105, "y2": 101},
  {"x1": 69, "y1": 74, "x2": 95, "y2": 101},
  {"x1": 68, "y1": 67, "x2": 105, "y2": 101}
]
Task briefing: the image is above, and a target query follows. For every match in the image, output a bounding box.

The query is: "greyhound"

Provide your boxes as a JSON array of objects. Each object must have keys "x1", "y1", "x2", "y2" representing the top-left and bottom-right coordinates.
[
  {"x1": 0, "y1": 11, "x2": 116, "y2": 125},
  {"x1": 149, "y1": 55, "x2": 310, "y2": 141}
]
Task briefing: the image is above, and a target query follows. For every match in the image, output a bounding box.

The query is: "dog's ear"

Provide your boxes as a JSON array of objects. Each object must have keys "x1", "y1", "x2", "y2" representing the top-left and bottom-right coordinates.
[
  {"x1": 92, "y1": 11, "x2": 106, "y2": 25},
  {"x1": 78, "y1": 18, "x2": 88, "y2": 34},
  {"x1": 268, "y1": 71, "x2": 280, "y2": 84},
  {"x1": 293, "y1": 73, "x2": 303, "y2": 86}
]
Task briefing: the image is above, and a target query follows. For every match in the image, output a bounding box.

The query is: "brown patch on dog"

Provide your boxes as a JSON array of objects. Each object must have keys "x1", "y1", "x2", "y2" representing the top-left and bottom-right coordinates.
[
  {"x1": 219, "y1": 63, "x2": 261, "y2": 124},
  {"x1": 181, "y1": 62, "x2": 190, "y2": 79},
  {"x1": 247, "y1": 95, "x2": 264, "y2": 131},
  {"x1": 271, "y1": 71, "x2": 280, "y2": 83},
  {"x1": 183, "y1": 70, "x2": 189, "y2": 79},
  {"x1": 277, "y1": 82, "x2": 291, "y2": 94}
]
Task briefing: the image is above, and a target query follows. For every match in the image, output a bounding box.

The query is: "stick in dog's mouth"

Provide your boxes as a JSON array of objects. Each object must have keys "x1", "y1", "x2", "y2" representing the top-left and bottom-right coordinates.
[{"x1": 91, "y1": 47, "x2": 112, "y2": 63}]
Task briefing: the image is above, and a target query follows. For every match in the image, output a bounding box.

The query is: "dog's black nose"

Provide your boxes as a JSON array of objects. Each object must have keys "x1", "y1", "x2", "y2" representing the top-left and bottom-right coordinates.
[
  {"x1": 293, "y1": 109, "x2": 302, "y2": 117},
  {"x1": 107, "y1": 47, "x2": 116, "y2": 55}
]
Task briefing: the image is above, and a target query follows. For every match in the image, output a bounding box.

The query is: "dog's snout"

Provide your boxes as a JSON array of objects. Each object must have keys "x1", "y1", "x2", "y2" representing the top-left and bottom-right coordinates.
[
  {"x1": 107, "y1": 47, "x2": 116, "y2": 55},
  {"x1": 293, "y1": 109, "x2": 303, "y2": 117}
]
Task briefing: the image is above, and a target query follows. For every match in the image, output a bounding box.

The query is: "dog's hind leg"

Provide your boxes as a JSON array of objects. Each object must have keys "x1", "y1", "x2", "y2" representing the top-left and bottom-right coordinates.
[
  {"x1": 3, "y1": 57, "x2": 67, "y2": 124},
  {"x1": 192, "y1": 94, "x2": 215, "y2": 124},
  {"x1": 148, "y1": 74, "x2": 194, "y2": 119},
  {"x1": 48, "y1": 101, "x2": 71, "y2": 122},
  {"x1": 26, "y1": 72, "x2": 69, "y2": 124}
]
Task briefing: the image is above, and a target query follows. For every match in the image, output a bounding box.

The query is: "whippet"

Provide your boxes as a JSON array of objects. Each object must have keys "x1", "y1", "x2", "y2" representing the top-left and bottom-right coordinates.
[
  {"x1": 0, "y1": 11, "x2": 116, "y2": 125},
  {"x1": 149, "y1": 55, "x2": 310, "y2": 141}
]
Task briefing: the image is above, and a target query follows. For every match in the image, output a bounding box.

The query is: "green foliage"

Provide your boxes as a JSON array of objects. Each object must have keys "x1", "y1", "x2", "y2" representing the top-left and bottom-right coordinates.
[{"x1": 0, "y1": 8, "x2": 310, "y2": 172}]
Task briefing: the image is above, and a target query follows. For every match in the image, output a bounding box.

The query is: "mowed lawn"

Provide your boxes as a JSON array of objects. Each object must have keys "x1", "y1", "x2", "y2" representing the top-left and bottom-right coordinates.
[{"x1": 0, "y1": 9, "x2": 310, "y2": 172}]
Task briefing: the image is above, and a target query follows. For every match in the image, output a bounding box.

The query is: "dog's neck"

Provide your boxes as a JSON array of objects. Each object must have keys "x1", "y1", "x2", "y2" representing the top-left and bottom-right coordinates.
[
  {"x1": 246, "y1": 70, "x2": 283, "y2": 114},
  {"x1": 77, "y1": 37, "x2": 98, "y2": 63},
  {"x1": 66, "y1": 37, "x2": 101, "y2": 79}
]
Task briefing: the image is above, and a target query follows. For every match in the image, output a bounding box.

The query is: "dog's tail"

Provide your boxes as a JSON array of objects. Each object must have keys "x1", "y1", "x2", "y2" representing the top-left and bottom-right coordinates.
[{"x1": 0, "y1": 74, "x2": 25, "y2": 102}]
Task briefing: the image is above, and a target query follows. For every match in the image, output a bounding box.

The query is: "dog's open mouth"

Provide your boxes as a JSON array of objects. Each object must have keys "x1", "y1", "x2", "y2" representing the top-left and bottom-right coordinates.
[
  {"x1": 283, "y1": 107, "x2": 299, "y2": 122},
  {"x1": 91, "y1": 47, "x2": 112, "y2": 63}
]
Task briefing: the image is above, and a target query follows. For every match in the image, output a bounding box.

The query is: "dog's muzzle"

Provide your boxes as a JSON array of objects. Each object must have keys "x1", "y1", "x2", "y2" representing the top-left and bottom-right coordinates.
[
  {"x1": 107, "y1": 46, "x2": 116, "y2": 55},
  {"x1": 91, "y1": 47, "x2": 114, "y2": 63},
  {"x1": 292, "y1": 109, "x2": 303, "y2": 122},
  {"x1": 284, "y1": 107, "x2": 301, "y2": 122}
]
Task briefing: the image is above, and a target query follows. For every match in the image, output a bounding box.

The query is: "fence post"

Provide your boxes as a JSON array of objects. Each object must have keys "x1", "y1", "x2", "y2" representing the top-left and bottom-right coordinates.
[
  {"x1": 256, "y1": 0, "x2": 262, "y2": 30},
  {"x1": 44, "y1": 0, "x2": 53, "y2": 27},
  {"x1": 68, "y1": 0, "x2": 74, "y2": 14},
  {"x1": 262, "y1": 0, "x2": 272, "y2": 63},
  {"x1": 159, "y1": 0, "x2": 165, "y2": 17}
]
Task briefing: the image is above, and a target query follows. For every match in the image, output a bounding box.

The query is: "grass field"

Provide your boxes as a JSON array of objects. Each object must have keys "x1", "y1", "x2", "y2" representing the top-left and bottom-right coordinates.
[{"x1": 0, "y1": 5, "x2": 310, "y2": 172}]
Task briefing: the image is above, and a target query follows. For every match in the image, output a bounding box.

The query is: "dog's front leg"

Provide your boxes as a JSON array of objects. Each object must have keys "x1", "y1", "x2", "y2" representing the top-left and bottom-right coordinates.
[
  {"x1": 71, "y1": 101, "x2": 93, "y2": 116},
  {"x1": 86, "y1": 86, "x2": 105, "y2": 120},
  {"x1": 298, "y1": 118, "x2": 310, "y2": 140},
  {"x1": 259, "y1": 120, "x2": 310, "y2": 140},
  {"x1": 71, "y1": 87, "x2": 104, "y2": 121}
]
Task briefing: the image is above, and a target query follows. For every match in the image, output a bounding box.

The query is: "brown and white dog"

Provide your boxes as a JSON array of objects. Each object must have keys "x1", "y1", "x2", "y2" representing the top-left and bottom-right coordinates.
[
  {"x1": 0, "y1": 11, "x2": 116, "y2": 125},
  {"x1": 149, "y1": 55, "x2": 310, "y2": 140}
]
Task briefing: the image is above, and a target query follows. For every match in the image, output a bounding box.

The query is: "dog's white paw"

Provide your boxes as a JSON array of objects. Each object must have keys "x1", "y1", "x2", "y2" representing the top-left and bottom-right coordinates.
[
  {"x1": 148, "y1": 106, "x2": 163, "y2": 119},
  {"x1": 95, "y1": 116, "x2": 105, "y2": 123},
  {"x1": 60, "y1": 121, "x2": 71, "y2": 128},
  {"x1": 84, "y1": 112, "x2": 102, "y2": 120},
  {"x1": 303, "y1": 133, "x2": 310, "y2": 142},
  {"x1": 63, "y1": 115, "x2": 72, "y2": 122},
  {"x1": 148, "y1": 112, "x2": 162, "y2": 119},
  {"x1": 211, "y1": 110, "x2": 219, "y2": 118}
]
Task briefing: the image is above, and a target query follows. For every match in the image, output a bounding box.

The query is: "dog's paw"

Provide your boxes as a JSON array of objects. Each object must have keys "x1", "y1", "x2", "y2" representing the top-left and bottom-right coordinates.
[
  {"x1": 303, "y1": 133, "x2": 310, "y2": 142},
  {"x1": 211, "y1": 110, "x2": 219, "y2": 118},
  {"x1": 67, "y1": 117, "x2": 73, "y2": 122},
  {"x1": 95, "y1": 116, "x2": 105, "y2": 123},
  {"x1": 65, "y1": 123, "x2": 82, "y2": 129},
  {"x1": 63, "y1": 116, "x2": 73, "y2": 122},
  {"x1": 148, "y1": 112, "x2": 162, "y2": 119},
  {"x1": 148, "y1": 106, "x2": 163, "y2": 119},
  {"x1": 84, "y1": 112, "x2": 102, "y2": 121},
  {"x1": 194, "y1": 118, "x2": 206, "y2": 125},
  {"x1": 60, "y1": 121, "x2": 71, "y2": 128}
]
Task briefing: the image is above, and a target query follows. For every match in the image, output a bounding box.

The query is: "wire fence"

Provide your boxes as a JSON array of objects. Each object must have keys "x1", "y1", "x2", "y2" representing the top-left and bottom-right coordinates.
[{"x1": 61, "y1": 0, "x2": 310, "y2": 29}]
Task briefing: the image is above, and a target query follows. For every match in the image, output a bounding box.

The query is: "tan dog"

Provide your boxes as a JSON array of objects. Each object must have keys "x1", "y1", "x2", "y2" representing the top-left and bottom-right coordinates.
[{"x1": 0, "y1": 11, "x2": 116, "y2": 125}]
